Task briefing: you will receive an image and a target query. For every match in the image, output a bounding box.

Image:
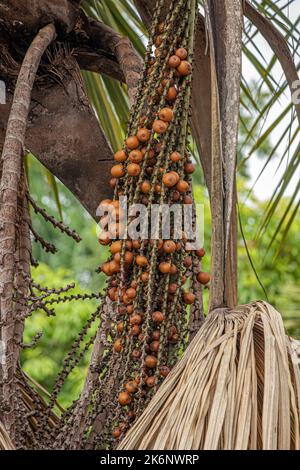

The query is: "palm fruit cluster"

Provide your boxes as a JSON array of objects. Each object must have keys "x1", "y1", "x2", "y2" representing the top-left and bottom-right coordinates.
[{"x1": 84, "y1": 0, "x2": 210, "y2": 448}]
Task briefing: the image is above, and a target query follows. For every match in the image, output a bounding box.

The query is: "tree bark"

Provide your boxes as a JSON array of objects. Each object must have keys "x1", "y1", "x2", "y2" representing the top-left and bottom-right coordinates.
[
  {"x1": 0, "y1": 56, "x2": 115, "y2": 218},
  {"x1": 0, "y1": 0, "x2": 80, "y2": 34},
  {"x1": 206, "y1": 0, "x2": 243, "y2": 308}
]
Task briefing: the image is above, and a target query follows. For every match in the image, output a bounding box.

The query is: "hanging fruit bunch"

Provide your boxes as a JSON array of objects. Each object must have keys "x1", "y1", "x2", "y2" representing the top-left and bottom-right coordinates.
[{"x1": 82, "y1": 0, "x2": 210, "y2": 449}]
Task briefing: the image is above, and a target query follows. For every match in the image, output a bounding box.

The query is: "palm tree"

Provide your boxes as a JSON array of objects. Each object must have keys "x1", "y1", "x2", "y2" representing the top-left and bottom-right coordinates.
[{"x1": 0, "y1": 0, "x2": 299, "y2": 450}]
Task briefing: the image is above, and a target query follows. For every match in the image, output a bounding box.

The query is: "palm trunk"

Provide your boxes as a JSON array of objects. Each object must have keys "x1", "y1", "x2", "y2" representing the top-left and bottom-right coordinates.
[{"x1": 0, "y1": 23, "x2": 56, "y2": 438}]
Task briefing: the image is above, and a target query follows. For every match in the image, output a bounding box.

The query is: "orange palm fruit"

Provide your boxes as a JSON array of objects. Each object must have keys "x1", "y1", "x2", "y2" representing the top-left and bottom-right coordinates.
[
  {"x1": 111, "y1": 164, "x2": 124, "y2": 178},
  {"x1": 129, "y1": 149, "x2": 143, "y2": 163},
  {"x1": 114, "y1": 150, "x2": 127, "y2": 162},
  {"x1": 118, "y1": 391, "x2": 131, "y2": 406},
  {"x1": 177, "y1": 60, "x2": 192, "y2": 76},
  {"x1": 127, "y1": 163, "x2": 141, "y2": 177},
  {"x1": 152, "y1": 119, "x2": 168, "y2": 134},
  {"x1": 175, "y1": 47, "x2": 188, "y2": 60},
  {"x1": 137, "y1": 127, "x2": 150, "y2": 142},
  {"x1": 159, "y1": 107, "x2": 173, "y2": 122},
  {"x1": 167, "y1": 86, "x2": 177, "y2": 101},
  {"x1": 125, "y1": 135, "x2": 139, "y2": 150},
  {"x1": 197, "y1": 272, "x2": 210, "y2": 284},
  {"x1": 168, "y1": 55, "x2": 181, "y2": 68},
  {"x1": 144, "y1": 355, "x2": 157, "y2": 369}
]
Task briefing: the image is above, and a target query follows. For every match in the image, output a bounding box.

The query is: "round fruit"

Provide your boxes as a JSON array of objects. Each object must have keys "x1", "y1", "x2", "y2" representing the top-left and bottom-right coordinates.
[
  {"x1": 111, "y1": 164, "x2": 124, "y2": 178},
  {"x1": 196, "y1": 248, "x2": 206, "y2": 258},
  {"x1": 131, "y1": 325, "x2": 140, "y2": 336},
  {"x1": 98, "y1": 231, "x2": 111, "y2": 246},
  {"x1": 183, "y1": 195, "x2": 193, "y2": 204},
  {"x1": 140, "y1": 181, "x2": 151, "y2": 194},
  {"x1": 129, "y1": 149, "x2": 143, "y2": 163},
  {"x1": 197, "y1": 271, "x2": 210, "y2": 285},
  {"x1": 117, "y1": 322, "x2": 124, "y2": 333},
  {"x1": 130, "y1": 314, "x2": 142, "y2": 325},
  {"x1": 126, "y1": 287, "x2": 136, "y2": 299},
  {"x1": 108, "y1": 287, "x2": 118, "y2": 301},
  {"x1": 114, "y1": 339, "x2": 122, "y2": 352},
  {"x1": 159, "y1": 261, "x2": 171, "y2": 273},
  {"x1": 127, "y1": 304, "x2": 134, "y2": 315},
  {"x1": 132, "y1": 240, "x2": 141, "y2": 249},
  {"x1": 141, "y1": 272, "x2": 149, "y2": 283},
  {"x1": 145, "y1": 355, "x2": 157, "y2": 369},
  {"x1": 184, "y1": 162, "x2": 195, "y2": 174},
  {"x1": 176, "y1": 180, "x2": 189, "y2": 193},
  {"x1": 183, "y1": 256, "x2": 192, "y2": 268},
  {"x1": 168, "y1": 283, "x2": 177, "y2": 294},
  {"x1": 152, "y1": 311, "x2": 164, "y2": 323},
  {"x1": 127, "y1": 163, "x2": 141, "y2": 177},
  {"x1": 125, "y1": 381, "x2": 138, "y2": 394},
  {"x1": 101, "y1": 262, "x2": 112, "y2": 276},
  {"x1": 162, "y1": 172, "x2": 178, "y2": 188},
  {"x1": 172, "y1": 190, "x2": 180, "y2": 202},
  {"x1": 159, "y1": 107, "x2": 174, "y2": 122},
  {"x1": 109, "y1": 260, "x2": 121, "y2": 274},
  {"x1": 167, "y1": 86, "x2": 177, "y2": 101},
  {"x1": 152, "y1": 120, "x2": 168, "y2": 134},
  {"x1": 110, "y1": 240, "x2": 122, "y2": 254},
  {"x1": 150, "y1": 341, "x2": 160, "y2": 352},
  {"x1": 183, "y1": 292, "x2": 195, "y2": 305},
  {"x1": 132, "y1": 349, "x2": 141, "y2": 359},
  {"x1": 137, "y1": 127, "x2": 150, "y2": 142},
  {"x1": 118, "y1": 391, "x2": 131, "y2": 406},
  {"x1": 177, "y1": 60, "x2": 192, "y2": 76},
  {"x1": 136, "y1": 255, "x2": 148, "y2": 267},
  {"x1": 175, "y1": 48, "x2": 188, "y2": 60},
  {"x1": 160, "y1": 366, "x2": 170, "y2": 377},
  {"x1": 168, "y1": 55, "x2": 181, "y2": 68},
  {"x1": 114, "y1": 150, "x2": 127, "y2": 162},
  {"x1": 163, "y1": 240, "x2": 176, "y2": 253},
  {"x1": 124, "y1": 251, "x2": 134, "y2": 265},
  {"x1": 170, "y1": 151, "x2": 181, "y2": 162},
  {"x1": 112, "y1": 428, "x2": 121, "y2": 439},
  {"x1": 125, "y1": 135, "x2": 139, "y2": 150},
  {"x1": 146, "y1": 376, "x2": 156, "y2": 388}
]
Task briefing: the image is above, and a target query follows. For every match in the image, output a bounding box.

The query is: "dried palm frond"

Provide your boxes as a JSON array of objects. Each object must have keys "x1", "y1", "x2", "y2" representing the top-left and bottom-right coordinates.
[
  {"x1": 0, "y1": 421, "x2": 14, "y2": 450},
  {"x1": 119, "y1": 301, "x2": 300, "y2": 450}
]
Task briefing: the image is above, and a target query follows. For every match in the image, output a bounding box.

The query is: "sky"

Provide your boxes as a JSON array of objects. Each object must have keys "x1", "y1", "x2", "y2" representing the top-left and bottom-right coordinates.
[{"x1": 241, "y1": 0, "x2": 300, "y2": 201}]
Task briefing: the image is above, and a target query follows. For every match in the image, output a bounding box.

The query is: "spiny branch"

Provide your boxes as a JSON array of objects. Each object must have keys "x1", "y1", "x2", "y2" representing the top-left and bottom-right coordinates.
[{"x1": 27, "y1": 195, "x2": 82, "y2": 243}]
